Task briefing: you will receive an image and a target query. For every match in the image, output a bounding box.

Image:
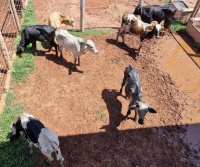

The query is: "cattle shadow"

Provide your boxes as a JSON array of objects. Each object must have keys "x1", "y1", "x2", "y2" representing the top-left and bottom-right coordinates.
[
  {"x1": 106, "y1": 38, "x2": 137, "y2": 60},
  {"x1": 45, "y1": 53, "x2": 83, "y2": 75},
  {"x1": 101, "y1": 89, "x2": 126, "y2": 132},
  {"x1": 2, "y1": 123, "x2": 200, "y2": 167}
]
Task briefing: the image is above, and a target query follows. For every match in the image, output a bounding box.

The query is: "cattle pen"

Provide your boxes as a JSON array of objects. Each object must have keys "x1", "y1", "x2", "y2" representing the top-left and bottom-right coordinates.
[
  {"x1": 0, "y1": 0, "x2": 200, "y2": 167},
  {"x1": 0, "y1": 0, "x2": 22, "y2": 102}
]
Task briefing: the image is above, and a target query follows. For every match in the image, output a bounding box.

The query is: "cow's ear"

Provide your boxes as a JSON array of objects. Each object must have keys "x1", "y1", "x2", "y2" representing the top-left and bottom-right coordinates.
[
  {"x1": 145, "y1": 27, "x2": 154, "y2": 32},
  {"x1": 129, "y1": 104, "x2": 137, "y2": 110},
  {"x1": 148, "y1": 107, "x2": 157, "y2": 113},
  {"x1": 161, "y1": 28, "x2": 167, "y2": 33}
]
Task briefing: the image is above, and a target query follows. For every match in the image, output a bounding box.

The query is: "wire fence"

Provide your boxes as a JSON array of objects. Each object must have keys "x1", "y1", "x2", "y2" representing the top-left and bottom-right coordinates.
[{"x1": 0, "y1": 0, "x2": 22, "y2": 99}]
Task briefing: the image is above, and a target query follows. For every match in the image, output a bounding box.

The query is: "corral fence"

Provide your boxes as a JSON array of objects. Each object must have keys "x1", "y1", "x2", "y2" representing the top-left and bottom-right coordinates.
[{"x1": 0, "y1": 0, "x2": 22, "y2": 99}]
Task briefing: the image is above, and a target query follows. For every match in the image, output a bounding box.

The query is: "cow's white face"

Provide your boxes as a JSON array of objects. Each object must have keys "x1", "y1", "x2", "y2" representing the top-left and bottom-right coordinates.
[
  {"x1": 10, "y1": 123, "x2": 16, "y2": 135},
  {"x1": 85, "y1": 39, "x2": 98, "y2": 54}
]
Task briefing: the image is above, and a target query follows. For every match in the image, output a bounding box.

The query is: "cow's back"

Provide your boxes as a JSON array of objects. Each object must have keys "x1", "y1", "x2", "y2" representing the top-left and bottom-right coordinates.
[{"x1": 25, "y1": 117, "x2": 45, "y2": 143}]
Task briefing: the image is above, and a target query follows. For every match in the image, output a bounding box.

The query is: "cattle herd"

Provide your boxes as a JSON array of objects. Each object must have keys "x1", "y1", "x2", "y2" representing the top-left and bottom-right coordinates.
[{"x1": 11, "y1": 2, "x2": 176, "y2": 166}]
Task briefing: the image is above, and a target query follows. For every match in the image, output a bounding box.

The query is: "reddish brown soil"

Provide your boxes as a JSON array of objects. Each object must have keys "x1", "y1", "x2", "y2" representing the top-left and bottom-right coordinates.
[{"x1": 13, "y1": 0, "x2": 200, "y2": 167}]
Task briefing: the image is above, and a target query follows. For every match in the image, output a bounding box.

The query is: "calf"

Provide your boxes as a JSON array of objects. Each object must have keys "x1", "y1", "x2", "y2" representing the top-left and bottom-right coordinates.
[
  {"x1": 16, "y1": 25, "x2": 58, "y2": 56},
  {"x1": 116, "y1": 14, "x2": 166, "y2": 57},
  {"x1": 10, "y1": 113, "x2": 64, "y2": 167},
  {"x1": 55, "y1": 29, "x2": 98, "y2": 69},
  {"x1": 48, "y1": 12, "x2": 76, "y2": 29},
  {"x1": 133, "y1": 4, "x2": 176, "y2": 29},
  {"x1": 120, "y1": 65, "x2": 157, "y2": 124}
]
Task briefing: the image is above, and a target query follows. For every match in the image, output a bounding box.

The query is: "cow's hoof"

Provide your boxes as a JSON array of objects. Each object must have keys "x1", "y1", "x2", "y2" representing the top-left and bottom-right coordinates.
[{"x1": 29, "y1": 149, "x2": 33, "y2": 155}]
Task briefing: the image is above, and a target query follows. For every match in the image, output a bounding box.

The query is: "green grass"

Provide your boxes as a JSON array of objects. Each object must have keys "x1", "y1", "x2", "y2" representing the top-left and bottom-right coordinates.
[
  {"x1": 165, "y1": 0, "x2": 170, "y2": 4},
  {"x1": 0, "y1": 0, "x2": 39, "y2": 166},
  {"x1": 68, "y1": 28, "x2": 114, "y2": 38},
  {"x1": 170, "y1": 20, "x2": 187, "y2": 32}
]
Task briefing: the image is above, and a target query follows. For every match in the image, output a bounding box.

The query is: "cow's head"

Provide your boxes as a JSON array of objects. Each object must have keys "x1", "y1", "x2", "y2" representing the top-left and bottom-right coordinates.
[
  {"x1": 130, "y1": 101, "x2": 157, "y2": 124},
  {"x1": 133, "y1": 5, "x2": 142, "y2": 16},
  {"x1": 145, "y1": 24, "x2": 167, "y2": 38},
  {"x1": 16, "y1": 45, "x2": 24, "y2": 56},
  {"x1": 10, "y1": 120, "x2": 23, "y2": 142},
  {"x1": 85, "y1": 39, "x2": 98, "y2": 54}
]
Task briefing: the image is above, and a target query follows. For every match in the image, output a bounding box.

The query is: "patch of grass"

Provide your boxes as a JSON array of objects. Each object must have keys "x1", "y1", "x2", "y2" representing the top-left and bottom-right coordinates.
[
  {"x1": 68, "y1": 28, "x2": 114, "y2": 38},
  {"x1": 165, "y1": 0, "x2": 170, "y2": 4},
  {"x1": 170, "y1": 20, "x2": 187, "y2": 32},
  {"x1": 95, "y1": 106, "x2": 107, "y2": 123},
  {"x1": 0, "y1": 1, "x2": 38, "y2": 166}
]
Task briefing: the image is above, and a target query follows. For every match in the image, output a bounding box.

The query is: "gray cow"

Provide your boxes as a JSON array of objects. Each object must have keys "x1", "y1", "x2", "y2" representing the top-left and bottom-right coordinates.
[
  {"x1": 120, "y1": 65, "x2": 157, "y2": 124},
  {"x1": 10, "y1": 113, "x2": 64, "y2": 167},
  {"x1": 55, "y1": 29, "x2": 98, "y2": 69}
]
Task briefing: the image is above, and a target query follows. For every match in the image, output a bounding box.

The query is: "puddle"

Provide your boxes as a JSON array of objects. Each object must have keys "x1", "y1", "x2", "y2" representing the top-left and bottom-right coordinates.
[{"x1": 156, "y1": 35, "x2": 200, "y2": 165}]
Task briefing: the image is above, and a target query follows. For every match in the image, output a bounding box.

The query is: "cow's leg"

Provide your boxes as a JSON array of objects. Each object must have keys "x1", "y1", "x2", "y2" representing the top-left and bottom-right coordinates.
[
  {"x1": 77, "y1": 55, "x2": 80, "y2": 66},
  {"x1": 133, "y1": 109, "x2": 138, "y2": 122},
  {"x1": 116, "y1": 28, "x2": 125, "y2": 43},
  {"x1": 73, "y1": 54, "x2": 78, "y2": 69},
  {"x1": 59, "y1": 45, "x2": 63, "y2": 58},
  {"x1": 28, "y1": 141, "x2": 33, "y2": 155},
  {"x1": 41, "y1": 150, "x2": 54, "y2": 164},
  {"x1": 120, "y1": 71, "x2": 127, "y2": 95},
  {"x1": 55, "y1": 148, "x2": 64, "y2": 167},
  {"x1": 32, "y1": 41, "x2": 37, "y2": 55}
]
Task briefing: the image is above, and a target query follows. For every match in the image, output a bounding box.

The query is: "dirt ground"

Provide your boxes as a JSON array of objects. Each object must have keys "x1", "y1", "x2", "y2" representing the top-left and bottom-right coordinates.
[{"x1": 13, "y1": 0, "x2": 200, "y2": 167}]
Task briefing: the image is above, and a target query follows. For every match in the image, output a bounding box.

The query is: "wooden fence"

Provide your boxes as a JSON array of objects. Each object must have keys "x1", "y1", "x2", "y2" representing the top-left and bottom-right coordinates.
[{"x1": 0, "y1": 0, "x2": 22, "y2": 99}]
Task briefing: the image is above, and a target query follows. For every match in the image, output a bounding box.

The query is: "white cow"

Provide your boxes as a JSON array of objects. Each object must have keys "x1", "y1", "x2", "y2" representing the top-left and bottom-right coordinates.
[
  {"x1": 55, "y1": 29, "x2": 98, "y2": 69},
  {"x1": 10, "y1": 113, "x2": 64, "y2": 167}
]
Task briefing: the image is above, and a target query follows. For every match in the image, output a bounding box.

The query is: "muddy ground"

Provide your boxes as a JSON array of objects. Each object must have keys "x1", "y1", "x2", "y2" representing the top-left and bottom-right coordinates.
[{"x1": 13, "y1": 0, "x2": 200, "y2": 167}]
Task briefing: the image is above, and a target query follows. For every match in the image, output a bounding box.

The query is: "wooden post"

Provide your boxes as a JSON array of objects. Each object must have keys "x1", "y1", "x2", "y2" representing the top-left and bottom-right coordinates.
[
  {"x1": 0, "y1": 32, "x2": 12, "y2": 70},
  {"x1": 190, "y1": 0, "x2": 200, "y2": 18},
  {"x1": 80, "y1": 0, "x2": 85, "y2": 32},
  {"x1": 9, "y1": 0, "x2": 20, "y2": 32}
]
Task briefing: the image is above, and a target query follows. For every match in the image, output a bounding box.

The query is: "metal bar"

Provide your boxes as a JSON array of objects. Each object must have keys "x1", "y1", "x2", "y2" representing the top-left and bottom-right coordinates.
[
  {"x1": 0, "y1": 31, "x2": 12, "y2": 70},
  {"x1": 9, "y1": 0, "x2": 20, "y2": 32}
]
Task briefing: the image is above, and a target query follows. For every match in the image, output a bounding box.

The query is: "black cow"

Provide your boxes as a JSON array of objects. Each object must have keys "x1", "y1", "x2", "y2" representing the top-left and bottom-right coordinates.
[
  {"x1": 16, "y1": 25, "x2": 58, "y2": 56},
  {"x1": 120, "y1": 65, "x2": 157, "y2": 124},
  {"x1": 133, "y1": 5, "x2": 176, "y2": 29}
]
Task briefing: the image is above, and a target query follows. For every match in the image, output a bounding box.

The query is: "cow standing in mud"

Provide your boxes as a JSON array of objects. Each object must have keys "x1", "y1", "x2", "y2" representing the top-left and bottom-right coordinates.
[
  {"x1": 120, "y1": 65, "x2": 157, "y2": 124},
  {"x1": 10, "y1": 113, "x2": 64, "y2": 167}
]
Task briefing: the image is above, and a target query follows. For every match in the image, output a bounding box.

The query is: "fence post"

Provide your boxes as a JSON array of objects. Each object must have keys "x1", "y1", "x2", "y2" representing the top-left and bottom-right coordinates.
[
  {"x1": 9, "y1": 0, "x2": 20, "y2": 32},
  {"x1": 80, "y1": 0, "x2": 85, "y2": 32},
  {"x1": 190, "y1": 0, "x2": 200, "y2": 18},
  {"x1": 0, "y1": 32, "x2": 12, "y2": 70}
]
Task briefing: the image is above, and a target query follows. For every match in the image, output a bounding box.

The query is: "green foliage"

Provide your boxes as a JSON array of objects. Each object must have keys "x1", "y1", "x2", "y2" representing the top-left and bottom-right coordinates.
[
  {"x1": 0, "y1": 1, "x2": 38, "y2": 166},
  {"x1": 165, "y1": 0, "x2": 170, "y2": 4},
  {"x1": 170, "y1": 20, "x2": 187, "y2": 32},
  {"x1": 12, "y1": 53, "x2": 35, "y2": 84},
  {"x1": 68, "y1": 28, "x2": 114, "y2": 38}
]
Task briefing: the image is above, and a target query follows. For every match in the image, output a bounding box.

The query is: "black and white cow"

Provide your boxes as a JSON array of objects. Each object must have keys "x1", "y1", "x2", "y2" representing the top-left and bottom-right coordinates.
[
  {"x1": 133, "y1": 4, "x2": 176, "y2": 29},
  {"x1": 120, "y1": 65, "x2": 157, "y2": 124},
  {"x1": 10, "y1": 113, "x2": 64, "y2": 166},
  {"x1": 16, "y1": 25, "x2": 58, "y2": 56}
]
